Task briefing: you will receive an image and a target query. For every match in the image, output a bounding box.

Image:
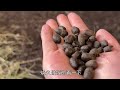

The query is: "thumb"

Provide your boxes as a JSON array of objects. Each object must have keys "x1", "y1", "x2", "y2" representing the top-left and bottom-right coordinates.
[
  {"x1": 96, "y1": 29, "x2": 120, "y2": 51},
  {"x1": 41, "y1": 24, "x2": 58, "y2": 56}
]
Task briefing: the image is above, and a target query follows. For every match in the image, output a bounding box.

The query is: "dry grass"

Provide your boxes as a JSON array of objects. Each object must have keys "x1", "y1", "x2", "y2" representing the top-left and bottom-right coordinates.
[
  {"x1": 0, "y1": 28, "x2": 42, "y2": 79},
  {"x1": 0, "y1": 57, "x2": 41, "y2": 79}
]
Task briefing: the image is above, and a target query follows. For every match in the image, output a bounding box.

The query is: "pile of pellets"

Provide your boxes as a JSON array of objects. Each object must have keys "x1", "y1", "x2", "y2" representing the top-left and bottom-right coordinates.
[{"x1": 53, "y1": 26, "x2": 113, "y2": 79}]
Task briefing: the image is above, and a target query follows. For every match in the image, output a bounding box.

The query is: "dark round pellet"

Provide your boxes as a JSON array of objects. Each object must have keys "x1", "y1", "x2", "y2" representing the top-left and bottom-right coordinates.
[
  {"x1": 72, "y1": 41, "x2": 79, "y2": 47},
  {"x1": 56, "y1": 26, "x2": 68, "y2": 37},
  {"x1": 78, "y1": 60, "x2": 85, "y2": 66},
  {"x1": 78, "y1": 34, "x2": 86, "y2": 46},
  {"x1": 74, "y1": 47, "x2": 80, "y2": 51},
  {"x1": 85, "y1": 60, "x2": 97, "y2": 69},
  {"x1": 94, "y1": 41, "x2": 100, "y2": 48},
  {"x1": 86, "y1": 40, "x2": 93, "y2": 48},
  {"x1": 83, "y1": 67, "x2": 94, "y2": 79},
  {"x1": 89, "y1": 36, "x2": 96, "y2": 42},
  {"x1": 63, "y1": 43, "x2": 73, "y2": 49},
  {"x1": 55, "y1": 26, "x2": 66, "y2": 35},
  {"x1": 64, "y1": 35, "x2": 75, "y2": 44},
  {"x1": 72, "y1": 42, "x2": 77, "y2": 47},
  {"x1": 84, "y1": 30, "x2": 94, "y2": 36},
  {"x1": 81, "y1": 45, "x2": 90, "y2": 52},
  {"x1": 65, "y1": 47, "x2": 75, "y2": 57},
  {"x1": 74, "y1": 35, "x2": 78, "y2": 41},
  {"x1": 72, "y1": 26, "x2": 80, "y2": 35},
  {"x1": 97, "y1": 47, "x2": 103, "y2": 53},
  {"x1": 53, "y1": 34, "x2": 61, "y2": 44},
  {"x1": 100, "y1": 40, "x2": 108, "y2": 47},
  {"x1": 69, "y1": 58, "x2": 78, "y2": 69},
  {"x1": 72, "y1": 51, "x2": 81, "y2": 59},
  {"x1": 81, "y1": 53, "x2": 92, "y2": 62},
  {"x1": 82, "y1": 34, "x2": 89, "y2": 40},
  {"x1": 89, "y1": 48, "x2": 99, "y2": 57},
  {"x1": 60, "y1": 29, "x2": 68, "y2": 37},
  {"x1": 58, "y1": 26, "x2": 66, "y2": 30},
  {"x1": 77, "y1": 65, "x2": 86, "y2": 75},
  {"x1": 55, "y1": 28, "x2": 61, "y2": 35},
  {"x1": 103, "y1": 46, "x2": 113, "y2": 52},
  {"x1": 89, "y1": 48, "x2": 98, "y2": 54}
]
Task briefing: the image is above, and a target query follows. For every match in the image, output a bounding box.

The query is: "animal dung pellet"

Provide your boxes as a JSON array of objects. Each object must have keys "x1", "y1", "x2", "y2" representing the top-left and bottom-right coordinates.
[
  {"x1": 81, "y1": 33, "x2": 89, "y2": 40},
  {"x1": 72, "y1": 51, "x2": 81, "y2": 59},
  {"x1": 72, "y1": 26, "x2": 80, "y2": 35},
  {"x1": 89, "y1": 48, "x2": 99, "y2": 57},
  {"x1": 81, "y1": 45, "x2": 90, "y2": 52},
  {"x1": 83, "y1": 67, "x2": 94, "y2": 79},
  {"x1": 84, "y1": 30, "x2": 94, "y2": 36},
  {"x1": 63, "y1": 43, "x2": 73, "y2": 49},
  {"x1": 103, "y1": 46, "x2": 113, "y2": 52},
  {"x1": 58, "y1": 26, "x2": 66, "y2": 30},
  {"x1": 55, "y1": 26, "x2": 68, "y2": 37},
  {"x1": 74, "y1": 47, "x2": 80, "y2": 51},
  {"x1": 81, "y1": 53, "x2": 92, "y2": 62},
  {"x1": 65, "y1": 47, "x2": 75, "y2": 57},
  {"x1": 100, "y1": 40, "x2": 108, "y2": 47},
  {"x1": 85, "y1": 60, "x2": 97, "y2": 69},
  {"x1": 53, "y1": 34, "x2": 61, "y2": 44},
  {"x1": 77, "y1": 65, "x2": 86, "y2": 75},
  {"x1": 69, "y1": 58, "x2": 78, "y2": 69},
  {"x1": 78, "y1": 34, "x2": 86, "y2": 46},
  {"x1": 64, "y1": 35, "x2": 75, "y2": 44},
  {"x1": 60, "y1": 29, "x2": 68, "y2": 37},
  {"x1": 86, "y1": 40, "x2": 93, "y2": 48},
  {"x1": 97, "y1": 47, "x2": 103, "y2": 53},
  {"x1": 94, "y1": 41, "x2": 100, "y2": 48},
  {"x1": 78, "y1": 60, "x2": 85, "y2": 66},
  {"x1": 52, "y1": 26, "x2": 113, "y2": 79},
  {"x1": 74, "y1": 35, "x2": 78, "y2": 41},
  {"x1": 72, "y1": 41, "x2": 79, "y2": 47},
  {"x1": 55, "y1": 28, "x2": 61, "y2": 35},
  {"x1": 89, "y1": 36, "x2": 96, "y2": 42}
]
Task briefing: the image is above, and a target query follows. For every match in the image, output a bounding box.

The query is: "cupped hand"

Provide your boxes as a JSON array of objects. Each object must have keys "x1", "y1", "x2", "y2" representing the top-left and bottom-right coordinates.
[{"x1": 41, "y1": 12, "x2": 120, "y2": 79}]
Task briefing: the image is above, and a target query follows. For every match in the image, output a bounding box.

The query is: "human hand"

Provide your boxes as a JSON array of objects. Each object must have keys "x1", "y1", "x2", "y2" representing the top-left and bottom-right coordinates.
[{"x1": 41, "y1": 12, "x2": 120, "y2": 79}]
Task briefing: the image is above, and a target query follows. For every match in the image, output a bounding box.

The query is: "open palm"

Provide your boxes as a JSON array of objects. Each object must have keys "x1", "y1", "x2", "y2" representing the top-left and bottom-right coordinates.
[{"x1": 41, "y1": 12, "x2": 120, "y2": 79}]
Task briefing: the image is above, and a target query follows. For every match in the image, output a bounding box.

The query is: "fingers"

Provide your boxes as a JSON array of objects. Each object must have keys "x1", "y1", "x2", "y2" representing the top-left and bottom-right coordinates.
[
  {"x1": 43, "y1": 19, "x2": 82, "y2": 79},
  {"x1": 96, "y1": 29, "x2": 120, "y2": 50},
  {"x1": 68, "y1": 12, "x2": 88, "y2": 32},
  {"x1": 46, "y1": 19, "x2": 64, "y2": 47},
  {"x1": 41, "y1": 24, "x2": 58, "y2": 56},
  {"x1": 57, "y1": 14, "x2": 72, "y2": 34},
  {"x1": 43, "y1": 49, "x2": 82, "y2": 79},
  {"x1": 46, "y1": 19, "x2": 58, "y2": 30}
]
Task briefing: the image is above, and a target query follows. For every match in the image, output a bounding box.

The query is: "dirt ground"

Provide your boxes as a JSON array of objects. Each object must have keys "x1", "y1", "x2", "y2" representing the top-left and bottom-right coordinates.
[{"x1": 0, "y1": 11, "x2": 120, "y2": 79}]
